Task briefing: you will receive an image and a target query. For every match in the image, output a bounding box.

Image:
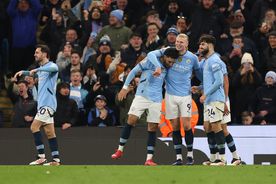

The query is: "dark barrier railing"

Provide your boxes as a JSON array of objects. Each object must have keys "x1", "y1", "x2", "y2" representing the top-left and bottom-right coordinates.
[{"x1": 0, "y1": 127, "x2": 208, "y2": 165}]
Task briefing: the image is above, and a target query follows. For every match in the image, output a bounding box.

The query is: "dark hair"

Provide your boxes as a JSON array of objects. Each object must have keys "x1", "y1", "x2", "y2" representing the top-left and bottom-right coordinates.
[
  {"x1": 199, "y1": 34, "x2": 216, "y2": 46},
  {"x1": 147, "y1": 22, "x2": 160, "y2": 29},
  {"x1": 130, "y1": 32, "x2": 142, "y2": 39},
  {"x1": 17, "y1": 80, "x2": 29, "y2": 86},
  {"x1": 36, "y1": 44, "x2": 51, "y2": 59},
  {"x1": 57, "y1": 82, "x2": 70, "y2": 90},
  {"x1": 71, "y1": 50, "x2": 82, "y2": 58},
  {"x1": 164, "y1": 47, "x2": 179, "y2": 59}
]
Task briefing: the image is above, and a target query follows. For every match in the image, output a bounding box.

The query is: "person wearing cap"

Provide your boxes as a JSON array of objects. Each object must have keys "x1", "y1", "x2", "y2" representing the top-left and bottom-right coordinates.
[
  {"x1": 218, "y1": 20, "x2": 260, "y2": 71},
  {"x1": 87, "y1": 95, "x2": 116, "y2": 127},
  {"x1": 54, "y1": 82, "x2": 78, "y2": 130},
  {"x1": 86, "y1": 35, "x2": 115, "y2": 74},
  {"x1": 7, "y1": 0, "x2": 42, "y2": 74},
  {"x1": 163, "y1": 26, "x2": 179, "y2": 47},
  {"x1": 120, "y1": 32, "x2": 147, "y2": 69},
  {"x1": 232, "y1": 52, "x2": 262, "y2": 124},
  {"x1": 93, "y1": 9, "x2": 132, "y2": 51},
  {"x1": 263, "y1": 31, "x2": 276, "y2": 73},
  {"x1": 7, "y1": 79, "x2": 37, "y2": 128},
  {"x1": 249, "y1": 71, "x2": 276, "y2": 125},
  {"x1": 111, "y1": 47, "x2": 179, "y2": 166}
]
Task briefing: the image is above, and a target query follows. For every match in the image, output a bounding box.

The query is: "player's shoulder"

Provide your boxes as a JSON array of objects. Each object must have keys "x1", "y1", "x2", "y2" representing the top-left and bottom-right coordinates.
[{"x1": 186, "y1": 51, "x2": 198, "y2": 61}]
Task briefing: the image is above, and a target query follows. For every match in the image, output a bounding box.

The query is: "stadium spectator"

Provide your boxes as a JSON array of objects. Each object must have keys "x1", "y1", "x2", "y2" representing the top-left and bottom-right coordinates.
[
  {"x1": 60, "y1": 28, "x2": 83, "y2": 53},
  {"x1": 232, "y1": 52, "x2": 263, "y2": 123},
  {"x1": 7, "y1": 0, "x2": 42, "y2": 73},
  {"x1": 56, "y1": 42, "x2": 73, "y2": 73},
  {"x1": 61, "y1": 50, "x2": 84, "y2": 82},
  {"x1": 249, "y1": 71, "x2": 276, "y2": 125},
  {"x1": 241, "y1": 111, "x2": 253, "y2": 125},
  {"x1": 86, "y1": 35, "x2": 114, "y2": 74},
  {"x1": 163, "y1": 26, "x2": 179, "y2": 47},
  {"x1": 8, "y1": 80, "x2": 37, "y2": 128},
  {"x1": 40, "y1": 9, "x2": 66, "y2": 60},
  {"x1": 217, "y1": 21, "x2": 260, "y2": 71},
  {"x1": 87, "y1": 95, "x2": 116, "y2": 127},
  {"x1": 176, "y1": 16, "x2": 190, "y2": 35},
  {"x1": 69, "y1": 69, "x2": 88, "y2": 126},
  {"x1": 135, "y1": 10, "x2": 163, "y2": 41},
  {"x1": 81, "y1": 32, "x2": 97, "y2": 66},
  {"x1": 82, "y1": 6, "x2": 108, "y2": 37},
  {"x1": 189, "y1": 0, "x2": 227, "y2": 52},
  {"x1": 39, "y1": 0, "x2": 62, "y2": 26},
  {"x1": 85, "y1": 72, "x2": 116, "y2": 110},
  {"x1": 93, "y1": 9, "x2": 132, "y2": 51},
  {"x1": 144, "y1": 22, "x2": 163, "y2": 52},
  {"x1": 24, "y1": 74, "x2": 38, "y2": 101},
  {"x1": 110, "y1": 0, "x2": 135, "y2": 28},
  {"x1": 159, "y1": 0, "x2": 182, "y2": 31},
  {"x1": 54, "y1": 82, "x2": 78, "y2": 129},
  {"x1": 263, "y1": 31, "x2": 276, "y2": 73},
  {"x1": 120, "y1": 33, "x2": 146, "y2": 69},
  {"x1": 82, "y1": 65, "x2": 97, "y2": 91},
  {"x1": 251, "y1": 0, "x2": 276, "y2": 30}
]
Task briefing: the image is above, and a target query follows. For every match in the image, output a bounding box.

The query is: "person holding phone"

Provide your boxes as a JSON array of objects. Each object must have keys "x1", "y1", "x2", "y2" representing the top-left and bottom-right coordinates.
[{"x1": 232, "y1": 52, "x2": 263, "y2": 123}]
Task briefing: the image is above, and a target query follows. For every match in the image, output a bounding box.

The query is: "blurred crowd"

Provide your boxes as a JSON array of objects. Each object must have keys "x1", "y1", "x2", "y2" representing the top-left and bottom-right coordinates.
[{"x1": 0, "y1": 0, "x2": 276, "y2": 128}]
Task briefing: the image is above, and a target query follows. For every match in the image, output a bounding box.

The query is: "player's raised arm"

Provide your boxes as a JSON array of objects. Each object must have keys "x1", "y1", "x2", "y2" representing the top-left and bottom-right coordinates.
[
  {"x1": 37, "y1": 63, "x2": 59, "y2": 73},
  {"x1": 147, "y1": 48, "x2": 167, "y2": 76}
]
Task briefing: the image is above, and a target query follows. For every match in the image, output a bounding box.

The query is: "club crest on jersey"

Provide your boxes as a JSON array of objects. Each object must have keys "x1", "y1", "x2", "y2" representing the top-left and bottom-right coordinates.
[
  {"x1": 186, "y1": 59, "x2": 191, "y2": 64},
  {"x1": 177, "y1": 57, "x2": 182, "y2": 62}
]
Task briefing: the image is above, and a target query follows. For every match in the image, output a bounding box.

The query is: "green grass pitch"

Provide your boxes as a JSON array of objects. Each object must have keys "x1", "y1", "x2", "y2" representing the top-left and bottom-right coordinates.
[{"x1": 0, "y1": 165, "x2": 275, "y2": 184}]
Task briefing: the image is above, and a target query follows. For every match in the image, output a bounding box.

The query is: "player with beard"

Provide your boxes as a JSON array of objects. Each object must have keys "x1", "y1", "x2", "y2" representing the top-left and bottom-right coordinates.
[
  {"x1": 111, "y1": 48, "x2": 179, "y2": 166},
  {"x1": 196, "y1": 34, "x2": 226, "y2": 166},
  {"x1": 193, "y1": 36, "x2": 242, "y2": 166},
  {"x1": 14, "y1": 44, "x2": 60, "y2": 166}
]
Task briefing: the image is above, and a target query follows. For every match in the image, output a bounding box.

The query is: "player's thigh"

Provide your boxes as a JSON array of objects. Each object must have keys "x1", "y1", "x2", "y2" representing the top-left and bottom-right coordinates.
[
  {"x1": 178, "y1": 95, "x2": 192, "y2": 118},
  {"x1": 147, "y1": 101, "x2": 162, "y2": 123},
  {"x1": 203, "y1": 120, "x2": 212, "y2": 133},
  {"x1": 165, "y1": 93, "x2": 179, "y2": 119},
  {"x1": 207, "y1": 102, "x2": 224, "y2": 124},
  {"x1": 30, "y1": 119, "x2": 44, "y2": 132},
  {"x1": 128, "y1": 96, "x2": 149, "y2": 120}
]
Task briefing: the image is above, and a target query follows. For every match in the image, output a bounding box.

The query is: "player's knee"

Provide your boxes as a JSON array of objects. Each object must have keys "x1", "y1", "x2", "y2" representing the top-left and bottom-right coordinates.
[
  {"x1": 44, "y1": 129, "x2": 55, "y2": 138},
  {"x1": 148, "y1": 123, "x2": 158, "y2": 131},
  {"x1": 30, "y1": 124, "x2": 39, "y2": 133}
]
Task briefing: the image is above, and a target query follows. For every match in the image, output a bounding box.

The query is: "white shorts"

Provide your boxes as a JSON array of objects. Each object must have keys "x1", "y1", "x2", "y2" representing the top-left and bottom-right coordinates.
[
  {"x1": 128, "y1": 95, "x2": 161, "y2": 123},
  {"x1": 204, "y1": 101, "x2": 231, "y2": 124},
  {"x1": 34, "y1": 106, "x2": 55, "y2": 124},
  {"x1": 165, "y1": 93, "x2": 192, "y2": 119},
  {"x1": 203, "y1": 102, "x2": 224, "y2": 123}
]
